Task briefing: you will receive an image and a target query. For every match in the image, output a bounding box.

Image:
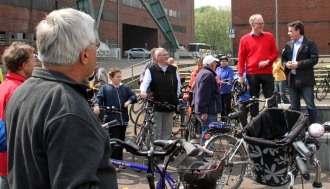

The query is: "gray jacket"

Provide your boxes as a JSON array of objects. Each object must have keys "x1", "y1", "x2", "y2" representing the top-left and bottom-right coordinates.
[{"x1": 5, "y1": 68, "x2": 117, "y2": 189}]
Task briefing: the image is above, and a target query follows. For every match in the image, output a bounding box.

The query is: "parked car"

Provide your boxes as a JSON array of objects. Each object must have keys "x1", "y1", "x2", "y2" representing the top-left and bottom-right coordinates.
[{"x1": 123, "y1": 48, "x2": 151, "y2": 59}]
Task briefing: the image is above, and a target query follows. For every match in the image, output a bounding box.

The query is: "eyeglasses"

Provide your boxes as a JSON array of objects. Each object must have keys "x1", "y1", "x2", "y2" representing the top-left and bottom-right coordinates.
[
  {"x1": 91, "y1": 39, "x2": 100, "y2": 49},
  {"x1": 254, "y1": 22, "x2": 265, "y2": 26},
  {"x1": 158, "y1": 53, "x2": 169, "y2": 57}
]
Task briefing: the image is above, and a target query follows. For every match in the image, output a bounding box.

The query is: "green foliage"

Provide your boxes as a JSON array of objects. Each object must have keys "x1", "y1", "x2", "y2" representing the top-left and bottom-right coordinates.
[{"x1": 195, "y1": 6, "x2": 232, "y2": 54}]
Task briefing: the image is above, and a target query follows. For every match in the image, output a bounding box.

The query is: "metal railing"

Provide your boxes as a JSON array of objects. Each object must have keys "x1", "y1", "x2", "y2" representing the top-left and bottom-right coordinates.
[{"x1": 122, "y1": 58, "x2": 151, "y2": 86}]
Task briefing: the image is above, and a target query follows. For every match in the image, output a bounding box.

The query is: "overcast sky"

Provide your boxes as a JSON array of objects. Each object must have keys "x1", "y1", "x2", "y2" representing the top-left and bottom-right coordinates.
[{"x1": 194, "y1": 0, "x2": 231, "y2": 9}]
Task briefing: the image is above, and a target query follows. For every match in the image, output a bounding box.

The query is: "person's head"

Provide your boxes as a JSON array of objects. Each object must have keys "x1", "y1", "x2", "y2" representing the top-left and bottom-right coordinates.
[
  {"x1": 249, "y1": 14, "x2": 264, "y2": 35},
  {"x1": 2, "y1": 42, "x2": 35, "y2": 78},
  {"x1": 150, "y1": 48, "x2": 157, "y2": 62},
  {"x1": 35, "y1": 8, "x2": 98, "y2": 81},
  {"x1": 219, "y1": 56, "x2": 229, "y2": 67},
  {"x1": 196, "y1": 57, "x2": 204, "y2": 71},
  {"x1": 155, "y1": 48, "x2": 169, "y2": 65},
  {"x1": 168, "y1": 57, "x2": 175, "y2": 65},
  {"x1": 34, "y1": 54, "x2": 42, "y2": 67},
  {"x1": 202, "y1": 55, "x2": 217, "y2": 71},
  {"x1": 287, "y1": 21, "x2": 304, "y2": 42},
  {"x1": 109, "y1": 68, "x2": 122, "y2": 86}
]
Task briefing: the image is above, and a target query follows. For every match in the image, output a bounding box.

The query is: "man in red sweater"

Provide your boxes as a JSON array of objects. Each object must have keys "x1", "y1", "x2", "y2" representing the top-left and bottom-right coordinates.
[
  {"x1": 238, "y1": 14, "x2": 278, "y2": 117},
  {"x1": 0, "y1": 42, "x2": 35, "y2": 189}
]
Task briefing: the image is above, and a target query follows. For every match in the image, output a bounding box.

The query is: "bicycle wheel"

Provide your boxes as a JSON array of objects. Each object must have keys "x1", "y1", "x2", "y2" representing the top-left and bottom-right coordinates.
[
  {"x1": 204, "y1": 135, "x2": 247, "y2": 189},
  {"x1": 129, "y1": 96, "x2": 146, "y2": 124},
  {"x1": 185, "y1": 116, "x2": 201, "y2": 142},
  {"x1": 316, "y1": 79, "x2": 328, "y2": 101},
  {"x1": 132, "y1": 124, "x2": 156, "y2": 172},
  {"x1": 134, "y1": 109, "x2": 148, "y2": 135}
]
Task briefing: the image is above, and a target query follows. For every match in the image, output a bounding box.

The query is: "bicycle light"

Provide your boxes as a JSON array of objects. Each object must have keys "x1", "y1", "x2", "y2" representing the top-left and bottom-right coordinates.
[{"x1": 308, "y1": 123, "x2": 325, "y2": 138}]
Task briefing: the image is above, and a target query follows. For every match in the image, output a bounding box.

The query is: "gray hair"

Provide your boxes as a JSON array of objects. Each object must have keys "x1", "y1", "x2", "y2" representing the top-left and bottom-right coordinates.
[
  {"x1": 36, "y1": 8, "x2": 96, "y2": 67},
  {"x1": 155, "y1": 48, "x2": 167, "y2": 57},
  {"x1": 249, "y1": 14, "x2": 262, "y2": 25}
]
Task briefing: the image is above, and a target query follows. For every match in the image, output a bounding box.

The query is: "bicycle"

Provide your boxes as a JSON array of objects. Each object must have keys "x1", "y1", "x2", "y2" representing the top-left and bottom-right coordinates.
[
  {"x1": 110, "y1": 138, "x2": 201, "y2": 189},
  {"x1": 315, "y1": 65, "x2": 330, "y2": 101},
  {"x1": 129, "y1": 94, "x2": 147, "y2": 125}
]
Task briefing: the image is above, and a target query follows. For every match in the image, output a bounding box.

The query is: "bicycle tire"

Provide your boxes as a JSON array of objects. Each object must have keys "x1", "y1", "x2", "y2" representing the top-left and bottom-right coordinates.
[
  {"x1": 132, "y1": 124, "x2": 156, "y2": 172},
  {"x1": 129, "y1": 96, "x2": 146, "y2": 124},
  {"x1": 316, "y1": 79, "x2": 328, "y2": 101},
  {"x1": 184, "y1": 115, "x2": 201, "y2": 142},
  {"x1": 204, "y1": 135, "x2": 247, "y2": 189},
  {"x1": 134, "y1": 109, "x2": 148, "y2": 135}
]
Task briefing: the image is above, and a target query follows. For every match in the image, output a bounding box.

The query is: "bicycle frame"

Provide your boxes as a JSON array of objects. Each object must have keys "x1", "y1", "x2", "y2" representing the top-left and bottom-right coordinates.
[{"x1": 110, "y1": 158, "x2": 178, "y2": 189}]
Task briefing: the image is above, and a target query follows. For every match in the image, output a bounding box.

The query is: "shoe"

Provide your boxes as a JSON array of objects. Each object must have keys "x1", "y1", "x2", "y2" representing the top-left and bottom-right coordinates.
[
  {"x1": 116, "y1": 167, "x2": 121, "y2": 172},
  {"x1": 119, "y1": 165, "x2": 126, "y2": 169}
]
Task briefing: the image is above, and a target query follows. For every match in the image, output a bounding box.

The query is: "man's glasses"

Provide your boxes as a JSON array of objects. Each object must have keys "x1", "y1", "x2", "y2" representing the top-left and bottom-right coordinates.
[
  {"x1": 254, "y1": 22, "x2": 265, "y2": 26},
  {"x1": 158, "y1": 53, "x2": 169, "y2": 57}
]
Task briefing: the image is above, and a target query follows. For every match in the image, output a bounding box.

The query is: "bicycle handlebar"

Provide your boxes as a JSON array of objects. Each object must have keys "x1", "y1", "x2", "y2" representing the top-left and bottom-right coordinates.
[
  {"x1": 99, "y1": 106, "x2": 124, "y2": 113},
  {"x1": 110, "y1": 138, "x2": 199, "y2": 157},
  {"x1": 146, "y1": 96, "x2": 176, "y2": 110},
  {"x1": 102, "y1": 120, "x2": 117, "y2": 129},
  {"x1": 240, "y1": 91, "x2": 278, "y2": 108}
]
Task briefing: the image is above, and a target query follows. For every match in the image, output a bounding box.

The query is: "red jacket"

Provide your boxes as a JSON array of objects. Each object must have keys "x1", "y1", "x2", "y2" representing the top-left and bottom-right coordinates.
[{"x1": 0, "y1": 72, "x2": 26, "y2": 176}]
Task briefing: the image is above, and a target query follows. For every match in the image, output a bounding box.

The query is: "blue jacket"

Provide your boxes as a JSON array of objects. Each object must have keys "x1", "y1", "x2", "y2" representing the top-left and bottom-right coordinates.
[
  {"x1": 192, "y1": 67, "x2": 222, "y2": 114},
  {"x1": 0, "y1": 119, "x2": 6, "y2": 152},
  {"x1": 233, "y1": 69, "x2": 250, "y2": 101},
  {"x1": 94, "y1": 83, "x2": 137, "y2": 126},
  {"x1": 216, "y1": 65, "x2": 234, "y2": 94}
]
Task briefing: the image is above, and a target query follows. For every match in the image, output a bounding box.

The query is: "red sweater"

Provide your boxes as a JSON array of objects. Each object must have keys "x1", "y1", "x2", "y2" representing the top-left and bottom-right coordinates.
[
  {"x1": 238, "y1": 32, "x2": 278, "y2": 77},
  {"x1": 0, "y1": 72, "x2": 26, "y2": 176}
]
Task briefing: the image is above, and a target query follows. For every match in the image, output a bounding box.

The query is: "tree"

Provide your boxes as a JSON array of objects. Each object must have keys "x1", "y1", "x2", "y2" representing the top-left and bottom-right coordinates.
[{"x1": 195, "y1": 6, "x2": 232, "y2": 54}]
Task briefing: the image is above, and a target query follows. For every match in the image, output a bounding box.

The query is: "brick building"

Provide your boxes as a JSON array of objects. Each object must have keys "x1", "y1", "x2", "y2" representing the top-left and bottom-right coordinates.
[
  {"x1": 231, "y1": 0, "x2": 330, "y2": 56},
  {"x1": 0, "y1": 0, "x2": 194, "y2": 56}
]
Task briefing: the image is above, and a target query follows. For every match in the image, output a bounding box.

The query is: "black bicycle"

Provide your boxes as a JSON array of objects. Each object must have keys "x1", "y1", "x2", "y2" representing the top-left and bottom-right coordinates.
[{"x1": 315, "y1": 65, "x2": 330, "y2": 101}]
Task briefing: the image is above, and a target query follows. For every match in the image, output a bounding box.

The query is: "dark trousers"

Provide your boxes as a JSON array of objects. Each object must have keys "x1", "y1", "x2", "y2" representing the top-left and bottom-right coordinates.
[
  {"x1": 220, "y1": 93, "x2": 231, "y2": 121},
  {"x1": 247, "y1": 74, "x2": 277, "y2": 117},
  {"x1": 109, "y1": 125, "x2": 127, "y2": 160}
]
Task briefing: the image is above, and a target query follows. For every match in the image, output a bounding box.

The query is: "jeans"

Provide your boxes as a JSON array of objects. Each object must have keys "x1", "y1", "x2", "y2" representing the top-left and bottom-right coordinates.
[
  {"x1": 238, "y1": 102, "x2": 249, "y2": 128},
  {"x1": 109, "y1": 125, "x2": 127, "y2": 160},
  {"x1": 289, "y1": 75, "x2": 317, "y2": 124},
  {"x1": 199, "y1": 113, "x2": 217, "y2": 146},
  {"x1": 275, "y1": 80, "x2": 290, "y2": 104},
  {"x1": 0, "y1": 176, "x2": 9, "y2": 189},
  {"x1": 247, "y1": 74, "x2": 277, "y2": 117}
]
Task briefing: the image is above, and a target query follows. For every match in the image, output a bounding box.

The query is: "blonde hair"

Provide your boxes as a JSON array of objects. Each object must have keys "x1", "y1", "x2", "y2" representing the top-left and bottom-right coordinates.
[{"x1": 168, "y1": 57, "x2": 175, "y2": 63}]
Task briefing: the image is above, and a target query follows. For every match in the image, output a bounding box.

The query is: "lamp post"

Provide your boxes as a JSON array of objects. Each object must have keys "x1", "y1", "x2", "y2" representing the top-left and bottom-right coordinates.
[{"x1": 275, "y1": 0, "x2": 279, "y2": 50}]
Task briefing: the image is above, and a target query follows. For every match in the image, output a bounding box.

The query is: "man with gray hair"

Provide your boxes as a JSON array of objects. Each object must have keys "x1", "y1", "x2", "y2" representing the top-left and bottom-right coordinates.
[
  {"x1": 192, "y1": 55, "x2": 222, "y2": 146},
  {"x1": 5, "y1": 8, "x2": 117, "y2": 189}
]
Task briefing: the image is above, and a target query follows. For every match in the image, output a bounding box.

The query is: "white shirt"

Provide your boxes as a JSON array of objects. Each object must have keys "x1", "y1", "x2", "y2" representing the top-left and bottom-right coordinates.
[
  {"x1": 140, "y1": 64, "x2": 181, "y2": 97},
  {"x1": 291, "y1": 36, "x2": 304, "y2": 74}
]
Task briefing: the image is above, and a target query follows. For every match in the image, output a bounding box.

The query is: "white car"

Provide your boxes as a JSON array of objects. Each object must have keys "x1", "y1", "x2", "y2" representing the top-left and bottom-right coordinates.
[{"x1": 123, "y1": 48, "x2": 151, "y2": 59}]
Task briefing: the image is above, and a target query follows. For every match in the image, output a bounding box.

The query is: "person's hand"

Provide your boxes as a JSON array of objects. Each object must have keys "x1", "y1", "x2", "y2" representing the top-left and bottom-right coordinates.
[
  {"x1": 183, "y1": 93, "x2": 189, "y2": 101},
  {"x1": 259, "y1": 60, "x2": 269, "y2": 68},
  {"x1": 238, "y1": 77, "x2": 244, "y2": 85},
  {"x1": 93, "y1": 106, "x2": 100, "y2": 115},
  {"x1": 124, "y1": 101, "x2": 130, "y2": 108},
  {"x1": 201, "y1": 113, "x2": 208, "y2": 121},
  {"x1": 287, "y1": 61, "x2": 298, "y2": 69},
  {"x1": 140, "y1": 92, "x2": 147, "y2": 99}
]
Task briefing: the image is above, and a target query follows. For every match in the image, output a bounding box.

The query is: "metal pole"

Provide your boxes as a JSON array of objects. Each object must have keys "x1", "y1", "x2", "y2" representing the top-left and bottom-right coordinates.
[{"x1": 275, "y1": 0, "x2": 279, "y2": 50}]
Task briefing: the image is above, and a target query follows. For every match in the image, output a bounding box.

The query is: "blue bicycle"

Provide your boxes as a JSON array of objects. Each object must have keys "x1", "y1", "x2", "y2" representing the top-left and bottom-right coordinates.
[{"x1": 110, "y1": 138, "x2": 200, "y2": 189}]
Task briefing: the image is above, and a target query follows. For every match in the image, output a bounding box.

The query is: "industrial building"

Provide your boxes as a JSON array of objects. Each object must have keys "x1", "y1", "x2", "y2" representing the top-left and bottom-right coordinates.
[{"x1": 0, "y1": 0, "x2": 195, "y2": 56}]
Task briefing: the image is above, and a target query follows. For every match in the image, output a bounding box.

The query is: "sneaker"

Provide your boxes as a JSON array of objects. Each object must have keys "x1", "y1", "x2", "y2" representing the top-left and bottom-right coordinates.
[{"x1": 119, "y1": 165, "x2": 126, "y2": 169}]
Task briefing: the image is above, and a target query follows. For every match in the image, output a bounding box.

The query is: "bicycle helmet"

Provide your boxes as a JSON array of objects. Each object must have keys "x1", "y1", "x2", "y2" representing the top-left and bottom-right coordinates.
[{"x1": 232, "y1": 79, "x2": 247, "y2": 96}]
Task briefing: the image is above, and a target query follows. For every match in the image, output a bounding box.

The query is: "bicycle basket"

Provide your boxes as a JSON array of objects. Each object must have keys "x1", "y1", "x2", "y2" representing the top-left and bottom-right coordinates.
[
  {"x1": 242, "y1": 108, "x2": 309, "y2": 186},
  {"x1": 177, "y1": 157, "x2": 226, "y2": 189}
]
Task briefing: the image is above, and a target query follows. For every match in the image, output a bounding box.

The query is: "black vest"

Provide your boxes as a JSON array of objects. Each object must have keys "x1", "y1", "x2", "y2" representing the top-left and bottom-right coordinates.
[{"x1": 149, "y1": 64, "x2": 178, "y2": 112}]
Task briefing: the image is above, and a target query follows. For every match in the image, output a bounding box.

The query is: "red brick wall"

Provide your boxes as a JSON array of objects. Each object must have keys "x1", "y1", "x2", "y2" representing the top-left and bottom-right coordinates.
[
  {"x1": 0, "y1": 1, "x2": 195, "y2": 55},
  {"x1": 232, "y1": 0, "x2": 330, "y2": 56}
]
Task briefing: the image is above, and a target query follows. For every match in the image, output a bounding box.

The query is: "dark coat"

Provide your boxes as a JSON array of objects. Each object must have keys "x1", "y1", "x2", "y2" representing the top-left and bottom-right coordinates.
[
  {"x1": 281, "y1": 36, "x2": 319, "y2": 88},
  {"x1": 192, "y1": 66, "x2": 222, "y2": 115}
]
